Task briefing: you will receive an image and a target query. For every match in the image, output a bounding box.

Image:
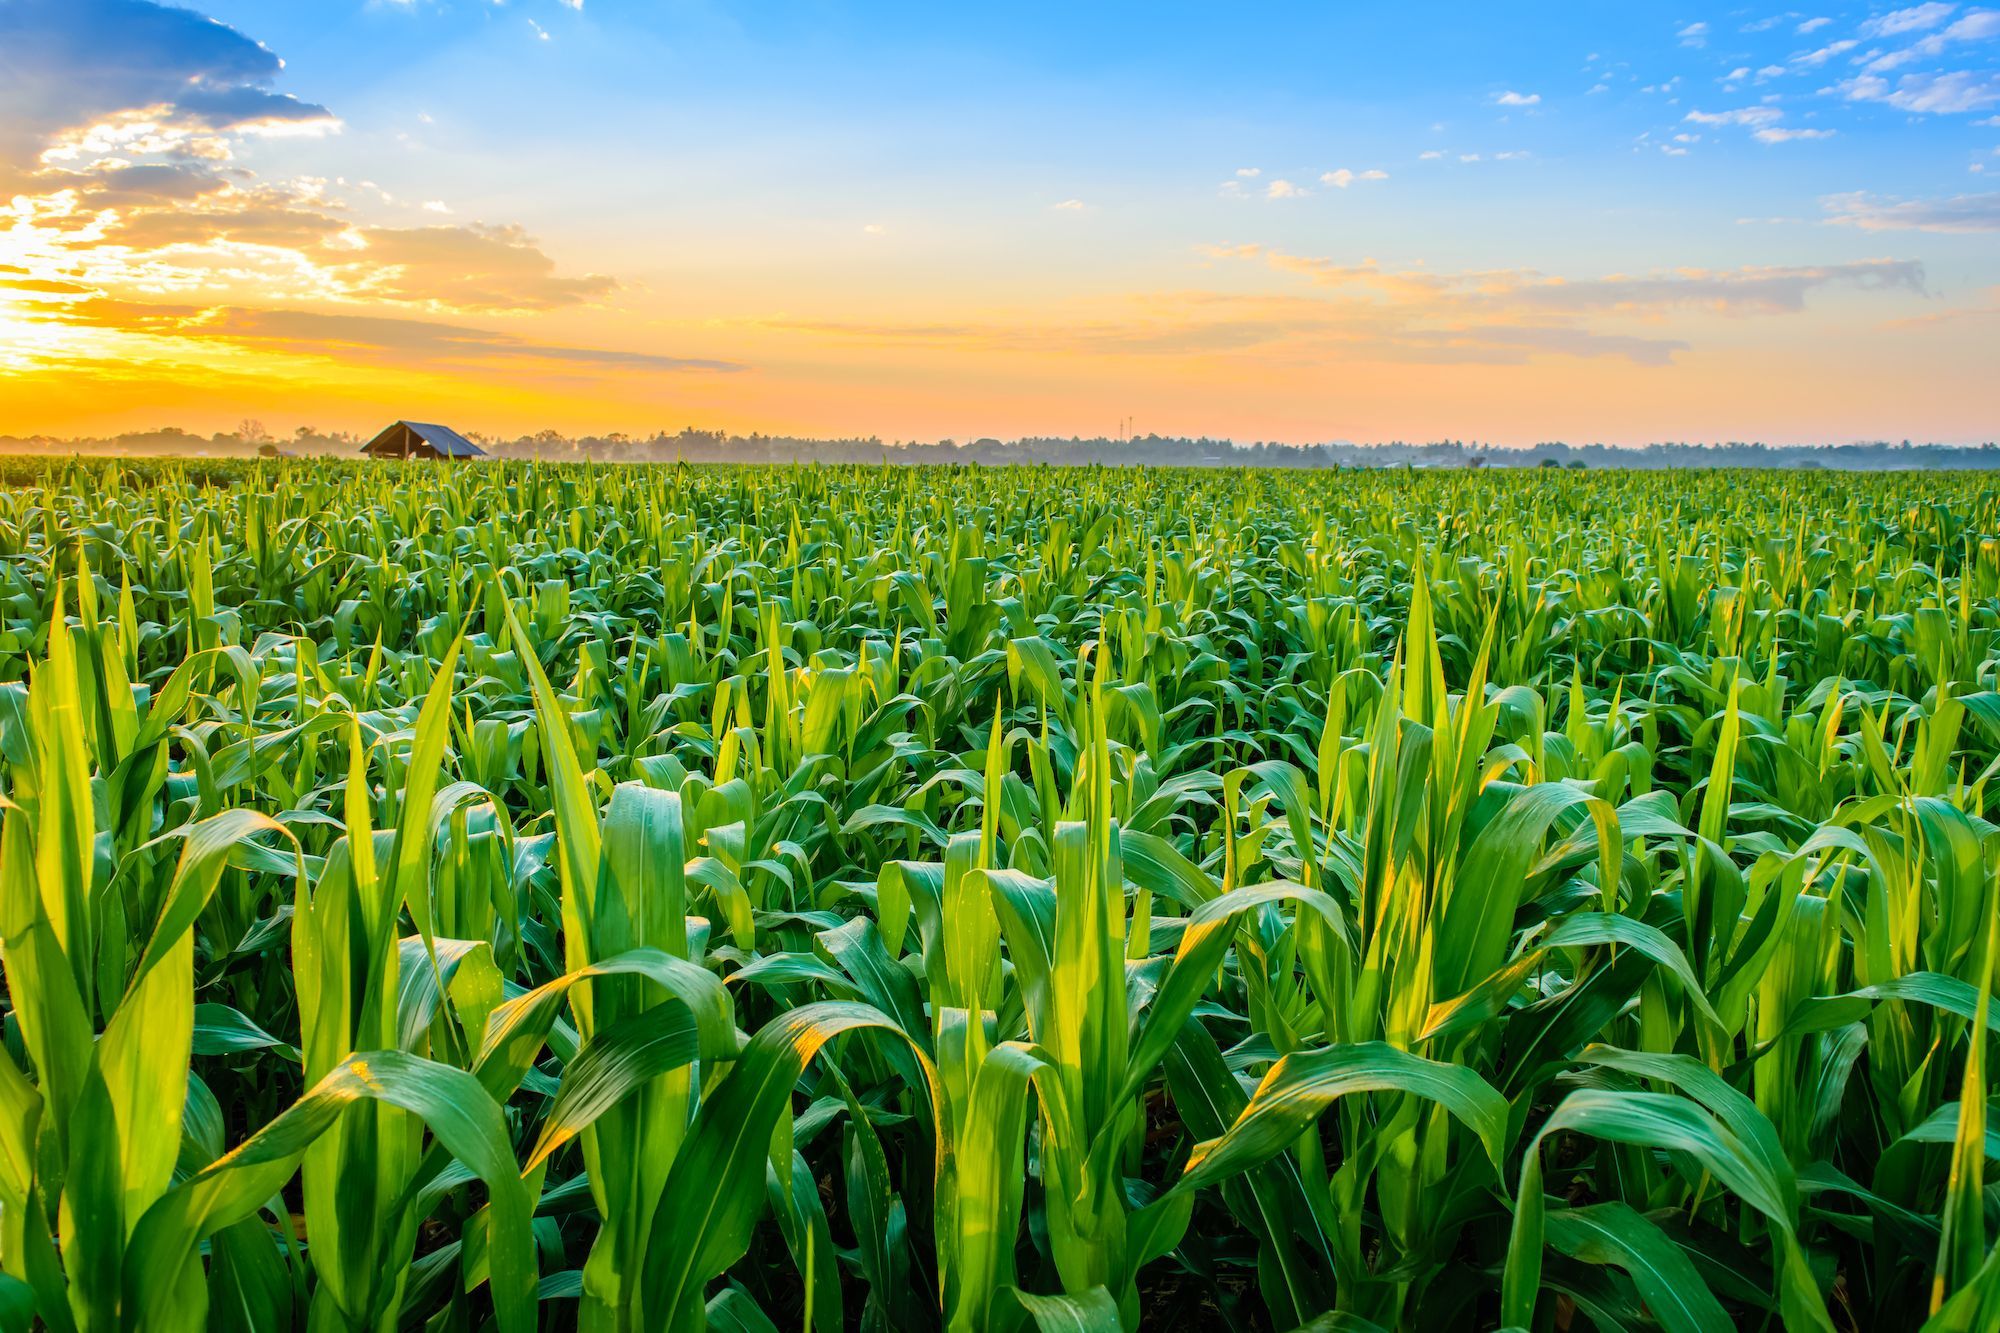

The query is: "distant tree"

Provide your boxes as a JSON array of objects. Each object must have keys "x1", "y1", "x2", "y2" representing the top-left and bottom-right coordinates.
[{"x1": 236, "y1": 419, "x2": 269, "y2": 444}]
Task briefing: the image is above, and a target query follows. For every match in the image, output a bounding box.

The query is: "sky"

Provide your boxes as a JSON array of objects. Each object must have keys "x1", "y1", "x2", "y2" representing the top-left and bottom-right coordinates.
[{"x1": 0, "y1": 0, "x2": 1996, "y2": 446}]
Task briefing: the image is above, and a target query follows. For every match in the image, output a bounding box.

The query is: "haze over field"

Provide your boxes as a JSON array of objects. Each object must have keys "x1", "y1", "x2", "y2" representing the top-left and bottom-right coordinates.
[{"x1": 2, "y1": 0, "x2": 1998, "y2": 445}]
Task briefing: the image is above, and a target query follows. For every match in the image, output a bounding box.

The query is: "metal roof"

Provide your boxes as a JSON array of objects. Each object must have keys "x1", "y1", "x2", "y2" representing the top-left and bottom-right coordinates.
[
  {"x1": 402, "y1": 421, "x2": 486, "y2": 457},
  {"x1": 360, "y1": 420, "x2": 488, "y2": 458}
]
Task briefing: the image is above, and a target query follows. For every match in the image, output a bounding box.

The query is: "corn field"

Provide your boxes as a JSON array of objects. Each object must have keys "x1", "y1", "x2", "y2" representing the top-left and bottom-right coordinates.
[{"x1": 1, "y1": 457, "x2": 1998, "y2": 1332}]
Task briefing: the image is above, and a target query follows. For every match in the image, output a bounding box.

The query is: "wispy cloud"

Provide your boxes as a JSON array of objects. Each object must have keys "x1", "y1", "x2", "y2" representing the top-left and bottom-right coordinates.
[
  {"x1": 1863, "y1": 9, "x2": 2000, "y2": 70},
  {"x1": 1687, "y1": 105, "x2": 1834, "y2": 142},
  {"x1": 1686, "y1": 106, "x2": 1785, "y2": 127},
  {"x1": 1859, "y1": 3, "x2": 1960, "y2": 37},
  {"x1": 1822, "y1": 189, "x2": 2000, "y2": 230},
  {"x1": 1320, "y1": 168, "x2": 1389, "y2": 187},
  {"x1": 55, "y1": 301, "x2": 740, "y2": 372},
  {"x1": 1495, "y1": 90, "x2": 1542, "y2": 106},
  {"x1": 1679, "y1": 21, "x2": 1710, "y2": 47},
  {"x1": 1792, "y1": 38, "x2": 1859, "y2": 66},
  {"x1": 1835, "y1": 69, "x2": 2000, "y2": 112}
]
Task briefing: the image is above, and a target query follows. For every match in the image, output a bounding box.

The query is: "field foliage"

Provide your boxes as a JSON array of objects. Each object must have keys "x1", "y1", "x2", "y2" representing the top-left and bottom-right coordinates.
[{"x1": 1, "y1": 457, "x2": 1998, "y2": 1331}]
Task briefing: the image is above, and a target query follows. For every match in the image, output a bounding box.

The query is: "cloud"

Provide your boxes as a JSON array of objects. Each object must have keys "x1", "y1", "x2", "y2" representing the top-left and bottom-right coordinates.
[
  {"x1": 1864, "y1": 9, "x2": 2000, "y2": 68},
  {"x1": 0, "y1": 0, "x2": 337, "y2": 178},
  {"x1": 1265, "y1": 178, "x2": 1306, "y2": 198},
  {"x1": 1320, "y1": 168, "x2": 1388, "y2": 187},
  {"x1": 0, "y1": 0, "x2": 664, "y2": 402},
  {"x1": 47, "y1": 300, "x2": 742, "y2": 373},
  {"x1": 1836, "y1": 69, "x2": 2000, "y2": 111},
  {"x1": 1679, "y1": 21, "x2": 1710, "y2": 47},
  {"x1": 1822, "y1": 189, "x2": 2000, "y2": 230},
  {"x1": 1859, "y1": 3, "x2": 1959, "y2": 37},
  {"x1": 1797, "y1": 16, "x2": 1834, "y2": 32},
  {"x1": 1236, "y1": 167, "x2": 1262, "y2": 177},
  {"x1": 1063, "y1": 247, "x2": 1930, "y2": 369},
  {"x1": 1686, "y1": 106, "x2": 1786, "y2": 127},
  {"x1": 1687, "y1": 105, "x2": 1832, "y2": 141},
  {"x1": 1051, "y1": 198, "x2": 1089, "y2": 212},
  {"x1": 1791, "y1": 38, "x2": 1859, "y2": 65},
  {"x1": 1419, "y1": 149, "x2": 1446, "y2": 159},
  {"x1": 1495, "y1": 90, "x2": 1541, "y2": 105},
  {"x1": 1214, "y1": 244, "x2": 1923, "y2": 318},
  {"x1": 337, "y1": 225, "x2": 616, "y2": 310}
]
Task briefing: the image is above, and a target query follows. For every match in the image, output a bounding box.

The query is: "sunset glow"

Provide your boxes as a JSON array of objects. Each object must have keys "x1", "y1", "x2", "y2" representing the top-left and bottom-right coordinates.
[{"x1": 2, "y1": 0, "x2": 1997, "y2": 444}]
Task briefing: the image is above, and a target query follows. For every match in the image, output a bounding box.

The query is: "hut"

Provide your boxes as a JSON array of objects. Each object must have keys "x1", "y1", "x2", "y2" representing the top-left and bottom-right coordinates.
[{"x1": 359, "y1": 421, "x2": 487, "y2": 461}]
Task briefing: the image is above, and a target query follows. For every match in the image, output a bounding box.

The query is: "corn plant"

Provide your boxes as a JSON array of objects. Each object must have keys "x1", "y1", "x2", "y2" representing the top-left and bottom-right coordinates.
[{"x1": 1, "y1": 455, "x2": 1998, "y2": 1331}]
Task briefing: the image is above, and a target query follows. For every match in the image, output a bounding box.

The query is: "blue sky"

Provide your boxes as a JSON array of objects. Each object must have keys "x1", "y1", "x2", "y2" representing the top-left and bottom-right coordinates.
[{"x1": 1, "y1": 0, "x2": 1995, "y2": 442}]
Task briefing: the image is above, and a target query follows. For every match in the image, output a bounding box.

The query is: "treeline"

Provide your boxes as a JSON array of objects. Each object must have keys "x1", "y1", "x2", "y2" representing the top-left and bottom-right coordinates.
[{"x1": 5, "y1": 425, "x2": 1999, "y2": 470}]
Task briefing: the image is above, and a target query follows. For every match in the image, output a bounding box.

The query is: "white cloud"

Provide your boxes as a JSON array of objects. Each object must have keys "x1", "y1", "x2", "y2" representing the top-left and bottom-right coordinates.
[
  {"x1": 1495, "y1": 149, "x2": 1532, "y2": 158},
  {"x1": 1419, "y1": 149, "x2": 1446, "y2": 159},
  {"x1": 1688, "y1": 105, "x2": 1831, "y2": 142},
  {"x1": 1726, "y1": 66, "x2": 1753, "y2": 80},
  {"x1": 1236, "y1": 166, "x2": 1261, "y2": 177},
  {"x1": 1866, "y1": 10, "x2": 2000, "y2": 69},
  {"x1": 527, "y1": 18, "x2": 550, "y2": 40},
  {"x1": 1797, "y1": 15, "x2": 1833, "y2": 32},
  {"x1": 1496, "y1": 90, "x2": 1541, "y2": 105},
  {"x1": 1860, "y1": 3, "x2": 1959, "y2": 37},
  {"x1": 1823, "y1": 188, "x2": 2000, "y2": 229},
  {"x1": 1051, "y1": 198, "x2": 1089, "y2": 211},
  {"x1": 1266, "y1": 178, "x2": 1306, "y2": 198},
  {"x1": 1459, "y1": 152, "x2": 1482, "y2": 161},
  {"x1": 861, "y1": 222, "x2": 885, "y2": 234},
  {"x1": 422, "y1": 199, "x2": 451, "y2": 213},
  {"x1": 1588, "y1": 82, "x2": 1610, "y2": 93},
  {"x1": 1679, "y1": 21, "x2": 1710, "y2": 46},
  {"x1": 1686, "y1": 105, "x2": 1785, "y2": 126},
  {"x1": 1792, "y1": 38, "x2": 1859, "y2": 65},
  {"x1": 1837, "y1": 69, "x2": 2000, "y2": 111},
  {"x1": 558, "y1": 0, "x2": 583, "y2": 8},
  {"x1": 1320, "y1": 168, "x2": 1389, "y2": 187}
]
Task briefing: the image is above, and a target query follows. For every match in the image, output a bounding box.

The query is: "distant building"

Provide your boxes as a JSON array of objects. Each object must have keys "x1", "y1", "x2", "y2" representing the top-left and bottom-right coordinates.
[{"x1": 360, "y1": 421, "x2": 487, "y2": 460}]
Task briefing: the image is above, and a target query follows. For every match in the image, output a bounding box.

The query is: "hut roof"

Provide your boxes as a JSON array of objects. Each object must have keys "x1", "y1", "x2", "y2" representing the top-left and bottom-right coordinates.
[{"x1": 360, "y1": 420, "x2": 487, "y2": 459}]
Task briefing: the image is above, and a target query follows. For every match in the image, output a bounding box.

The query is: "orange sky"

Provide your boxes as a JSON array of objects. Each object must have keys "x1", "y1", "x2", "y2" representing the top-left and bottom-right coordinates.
[{"x1": 3, "y1": 0, "x2": 1998, "y2": 446}]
